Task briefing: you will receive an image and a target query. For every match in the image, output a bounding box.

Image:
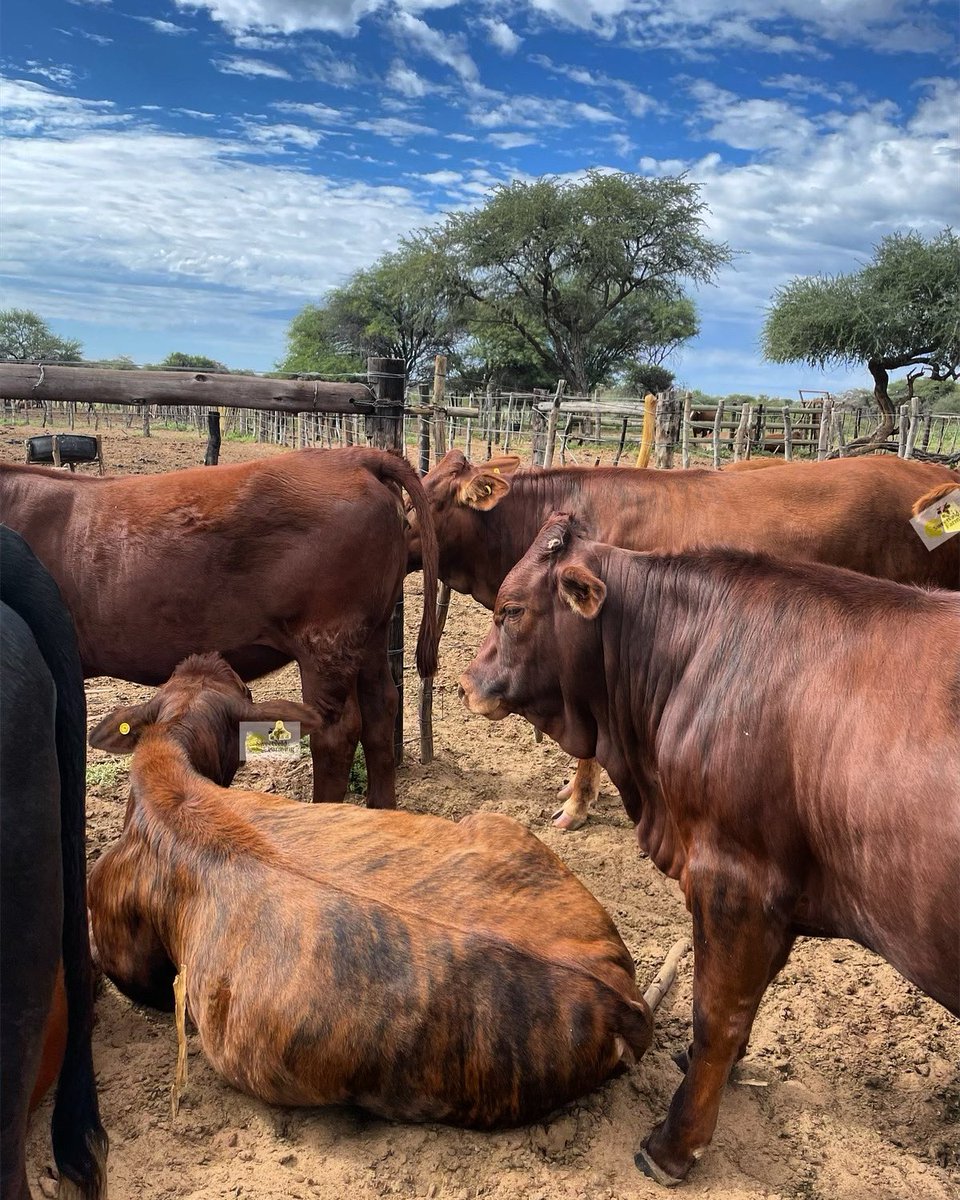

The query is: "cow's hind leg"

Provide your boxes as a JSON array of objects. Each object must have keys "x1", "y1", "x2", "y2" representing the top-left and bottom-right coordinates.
[
  {"x1": 637, "y1": 871, "x2": 794, "y2": 1185},
  {"x1": 356, "y1": 637, "x2": 399, "y2": 810},
  {"x1": 553, "y1": 758, "x2": 601, "y2": 830},
  {"x1": 298, "y1": 662, "x2": 362, "y2": 804}
]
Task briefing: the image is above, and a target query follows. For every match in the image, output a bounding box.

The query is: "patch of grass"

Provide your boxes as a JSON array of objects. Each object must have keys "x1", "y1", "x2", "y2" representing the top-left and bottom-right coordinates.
[
  {"x1": 86, "y1": 758, "x2": 125, "y2": 790},
  {"x1": 348, "y1": 745, "x2": 367, "y2": 795}
]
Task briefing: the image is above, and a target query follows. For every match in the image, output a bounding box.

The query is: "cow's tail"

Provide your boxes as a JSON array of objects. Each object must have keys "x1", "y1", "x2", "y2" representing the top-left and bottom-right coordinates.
[
  {"x1": 376, "y1": 453, "x2": 439, "y2": 679},
  {"x1": 0, "y1": 529, "x2": 109, "y2": 1198},
  {"x1": 912, "y1": 479, "x2": 960, "y2": 517}
]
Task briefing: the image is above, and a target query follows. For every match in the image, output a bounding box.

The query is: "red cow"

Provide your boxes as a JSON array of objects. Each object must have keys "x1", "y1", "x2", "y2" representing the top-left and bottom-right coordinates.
[
  {"x1": 409, "y1": 451, "x2": 959, "y2": 829},
  {"x1": 0, "y1": 448, "x2": 439, "y2": 808},
  {"x1": 86, "y1": 654, "x2": 690, "y2": 1129},
  {"x1": 459, "y1": 514, "x2": 960, "y2": 1183}
]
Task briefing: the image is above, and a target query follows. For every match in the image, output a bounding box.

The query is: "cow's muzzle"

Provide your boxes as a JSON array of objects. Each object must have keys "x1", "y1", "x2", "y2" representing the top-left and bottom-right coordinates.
[{"x1": 457, "y1": 674, "x2": 509, "y2": 720}]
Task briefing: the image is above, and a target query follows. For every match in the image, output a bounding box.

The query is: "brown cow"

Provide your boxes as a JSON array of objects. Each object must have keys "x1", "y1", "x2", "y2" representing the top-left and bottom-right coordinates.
[
  {"x1": 86, "y1": 654, "x2": 690, "y2": 1128},
  {"x1": 459, "y1": 515, "x2": 960, "y2": 1183},
  {"x1": 0, "y1": 448, "x2": 439, "y2": 808},
  {"x1": 408, "y1": 451, "x2": 959, "y2": 829}
]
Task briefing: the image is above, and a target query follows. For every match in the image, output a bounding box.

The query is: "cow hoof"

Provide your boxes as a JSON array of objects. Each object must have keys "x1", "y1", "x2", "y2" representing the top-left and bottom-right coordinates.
[
  {"x1": 556, "y1": 780, "x2": 574, "y2": 802},
  {"x1": 672, "y1": 1045, "x2": 692, "y2": 1073},
  {"x1": 552, "y1": 807, "x2": 588, "y2": 831},
  {"x1": 635, "y1": 1145, "x2": 683, "y2": 1187}
]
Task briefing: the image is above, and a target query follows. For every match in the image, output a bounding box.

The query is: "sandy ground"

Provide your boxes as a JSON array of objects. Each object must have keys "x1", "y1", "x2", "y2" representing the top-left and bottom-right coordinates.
[{"x1": 7, "y1": 421, "x2": 958, "y2": 1200}]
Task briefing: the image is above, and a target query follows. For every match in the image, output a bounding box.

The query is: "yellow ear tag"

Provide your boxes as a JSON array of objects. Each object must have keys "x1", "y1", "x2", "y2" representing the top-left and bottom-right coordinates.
[
  {"x1": 491, "y1": 467, "x2": 501, "y2": 475},
  {"x1": 119, "y1": 722, "x2": 131, "y2": 735}
]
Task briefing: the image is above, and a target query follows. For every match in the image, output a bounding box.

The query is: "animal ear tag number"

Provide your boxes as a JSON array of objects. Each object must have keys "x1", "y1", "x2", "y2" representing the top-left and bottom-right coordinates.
[{"x1": 910, "y1": 488, "x2": 960, "y2": 550}]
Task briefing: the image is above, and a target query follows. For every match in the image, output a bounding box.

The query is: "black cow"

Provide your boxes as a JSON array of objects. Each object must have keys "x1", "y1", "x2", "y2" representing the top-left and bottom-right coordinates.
[{"x1": 1, "y1": 526, "x2": 107, "y2": 1200}]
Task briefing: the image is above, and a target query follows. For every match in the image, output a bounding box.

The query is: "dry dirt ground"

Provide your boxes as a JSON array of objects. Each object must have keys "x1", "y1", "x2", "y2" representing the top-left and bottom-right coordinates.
[{"x1": 6, "y1": 421, "x2": 958, "y2": 1200}]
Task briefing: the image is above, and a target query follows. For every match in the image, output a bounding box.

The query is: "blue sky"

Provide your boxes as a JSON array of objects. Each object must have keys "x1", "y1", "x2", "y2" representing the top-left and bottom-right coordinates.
[{"x1": 3, "y1": 0, "x2": 957, "y2": 396}]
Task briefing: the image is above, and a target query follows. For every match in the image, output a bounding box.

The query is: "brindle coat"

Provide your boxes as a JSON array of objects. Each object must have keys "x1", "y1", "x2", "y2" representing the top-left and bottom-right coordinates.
[{"x1": 88, "y1": 655, "x2": 652, "y2": 1128}]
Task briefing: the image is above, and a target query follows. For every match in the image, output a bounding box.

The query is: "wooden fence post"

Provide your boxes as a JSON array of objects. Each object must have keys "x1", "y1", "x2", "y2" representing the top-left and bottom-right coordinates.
[
  {"x1": 815, "y1": 399, "x2": 832, "y2": 460},
  {"x1": 636, "y1": 394, "x2": 656, "y2": 468},
  {"x1": 431, "y1": 355, "x2": 448, "y2": 462},
  {"x1": 204, "y1": 410, "x2": 221, "y2": 466},
  {"x1": 542, "y1": 380, "x2": 566, "y2": 468},
  {"x1": 904, "y1": 397, "x2": 921, "y2": 459},
  {"x1": 681, "y1": 391, "x2": 692, "y2": 469},
  {"x1": 782, "y1": 407, "x2": 793, "y2": 461},
  {"x1": 654, "y1": 394, "x2": 678, "y2": 469},
  {"x1": 712, "y1": 403, "x2": 724, "y2": 469},
  {"x1": 367, "y1": 357, "x2": 406, "y2": 765}
]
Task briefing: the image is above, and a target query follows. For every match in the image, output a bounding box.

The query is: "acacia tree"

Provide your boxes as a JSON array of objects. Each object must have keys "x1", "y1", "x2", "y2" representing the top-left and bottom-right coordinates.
[
  {"x1": 284, "y1": 243, "x2": 465, "y2": 381},
  {"x1": 0, "y1": 308, "x2": 82, "y2": 362},
  {"x1": 763, "y1": 229, "x2": 960, "y2": 447},
  {"x1": 418, "y1": 171, "x2": 729, "y2": 394}
]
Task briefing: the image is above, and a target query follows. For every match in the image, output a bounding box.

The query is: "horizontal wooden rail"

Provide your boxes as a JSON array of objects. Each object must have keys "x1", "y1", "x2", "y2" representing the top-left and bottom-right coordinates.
[{"x1": 0, "y1": 363, "x2": 377, "y2": 416}]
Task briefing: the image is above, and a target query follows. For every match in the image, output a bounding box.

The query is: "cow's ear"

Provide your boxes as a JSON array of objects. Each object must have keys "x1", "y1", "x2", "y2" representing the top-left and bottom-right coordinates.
[
  {"x1": 242, "y1": 700, "x2": 326, "y2": 737},
  {"x1": 89, "y1": 697, "x2": 161, "y2": 754},
  {"x1": 457, "y1": 469, "x2": 512, "y2": 511},
  {"x1": 558, "y1": 564, "x2": 606, "y2": 619}
]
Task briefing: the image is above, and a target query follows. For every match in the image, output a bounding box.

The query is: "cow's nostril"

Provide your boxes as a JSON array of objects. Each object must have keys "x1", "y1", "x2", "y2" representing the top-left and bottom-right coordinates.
[{"x1": 457, "y1": 684, "x2": 466, "y2": 702}]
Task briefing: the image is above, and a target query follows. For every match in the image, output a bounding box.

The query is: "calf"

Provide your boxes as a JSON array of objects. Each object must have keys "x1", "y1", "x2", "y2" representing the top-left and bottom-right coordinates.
[
  {"x1": 87, "y1": 654, "x2": 686, "y2": 1129},
  {"x1": 459, "y1": 515, "x2": 960, "y2": 1182},
  {"x1": 0, "y1": 447, "x2": 439, "y2": 809},
  {"x1": 410, "y1": 450, "x2": 959, "y2": 829},
  {"x1": 1, "y1": 527, "x2": 107, "y2": 1200}
]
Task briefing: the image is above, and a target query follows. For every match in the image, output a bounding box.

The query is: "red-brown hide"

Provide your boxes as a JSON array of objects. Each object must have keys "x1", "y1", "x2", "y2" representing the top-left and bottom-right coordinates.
[
  {"x1": 87, "y1": 655, "x2": 652, "y2": 1129},
  {"x1": 460, "y1": 517, "x2": 960, "y2": 1182},
  {"x1": 0, "y1": 448, "x2": 439, "y2": 808},
  {"x1": 411, "y1": 451, "x2": 959, "y2": 830}
]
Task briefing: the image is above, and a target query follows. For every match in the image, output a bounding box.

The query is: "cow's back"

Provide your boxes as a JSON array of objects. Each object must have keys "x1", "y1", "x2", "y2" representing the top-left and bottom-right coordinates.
[
  {"x1": 122, "y1": 800, "x2": 646, "y2": 1125},
  {"x1": 0, "y1": 452, "x2": 411, "y2": 681}
]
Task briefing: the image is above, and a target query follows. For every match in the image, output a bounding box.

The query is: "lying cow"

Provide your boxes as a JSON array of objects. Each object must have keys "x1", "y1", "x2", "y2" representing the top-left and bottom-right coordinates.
[
  {"x1": 459, "y1": 514, "x2": 960, "y2": 1183},
  {"x1": 408, "y1": 450, "x2": 959, "y2": 830},
  {"x1": 87, "y1": 654, "x2": 688, "y2": 1128},
  {"x1": 0, "y1": 447, "x2": 439, "y2": 809},
  {"x1": 1, "y1": 527, "x2": 107, "y2": 1200}
]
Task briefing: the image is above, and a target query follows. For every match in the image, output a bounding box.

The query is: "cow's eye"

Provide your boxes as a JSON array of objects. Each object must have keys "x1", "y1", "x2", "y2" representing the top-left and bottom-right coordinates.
[{"x1": 501, "y1": 605, "x2": 524, "y2": 621}]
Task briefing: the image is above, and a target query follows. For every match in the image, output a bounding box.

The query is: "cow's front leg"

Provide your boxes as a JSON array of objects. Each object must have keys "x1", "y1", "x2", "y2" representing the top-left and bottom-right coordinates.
[
  {"x1": 297, "y1": 662, "x2": 361, "y2": 803},
  {"x1": 356, "y1": 640, "x2": 399, "y2": 810},
  {"x1": 637, "y1": 875, "x2": 793, "y2": 1185},
  {"x1": 553, "y1": 757, "x2": 601, "y2": 829}
]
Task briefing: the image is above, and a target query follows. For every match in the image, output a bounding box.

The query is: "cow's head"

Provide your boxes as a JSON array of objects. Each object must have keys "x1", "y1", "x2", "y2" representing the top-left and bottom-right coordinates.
[
  {"x1": 458, "y1": 513, "x2": 605, "y2": 759},
  {"x1": 406, "y1": 450, "x2": 520, "y2": 596},
  {"x1": 89, "y1": 653, "x2": 325, "y2": 788}
]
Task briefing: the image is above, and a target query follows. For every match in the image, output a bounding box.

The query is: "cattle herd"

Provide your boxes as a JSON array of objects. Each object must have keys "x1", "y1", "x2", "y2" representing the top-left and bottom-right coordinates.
[{"x1": 1, "y1": 442, "x2": 958, "y2": 1199}]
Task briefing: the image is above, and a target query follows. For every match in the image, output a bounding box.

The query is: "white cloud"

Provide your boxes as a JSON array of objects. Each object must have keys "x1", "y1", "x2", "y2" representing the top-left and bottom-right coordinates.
[
  {"x1": 212, "y1": 56, "x2": 292, "y2": 79},
  {"x1": 174, "y1": 0, "x2": 383, "y2": 35},
  {"x1": 23, "y1": 61, "x2": 79, "y2": 87},
  {"x1": 386, "y1": 61, "x2": 434, "y2": 98},
  {"x1": 687, "y1": 80, "x2": 816, "y2": 151},
  {"x1": 3, "y1": 119, "x2": 438, "y2": 367},
  {"x1": 481, "y1": 18, "x2": 522, "y2": 54},
  {"x1": 418, "y1": 169, "x2": 463, "y2": 185},
  {"x1": 530, "y1": 54, "x2": 658, "y2": 118},
  {"x1": 273, "y1": 100, "x2": 344, "y2": 123},
  {"x1": 240, "y1": 121, "x2": 325, "y2": 149},
  {"x1": 391, "y1": 12, "x2": 479, "y2": 82},
  {"x1": 1, "y1": 76, "x2": 125, "y2": 136},
  {"x1": 639, "y1": 79, "x2": 958, "y2": 325},
  {"x1": 488, "y1": 131, "x2": 539, "y2": 148},
  {"x1": 133, "y1": 17, "x2": 191, "y2": 35},
  {"x1": 355, "y1": 116, "x2": 437, "y2": 140}
]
